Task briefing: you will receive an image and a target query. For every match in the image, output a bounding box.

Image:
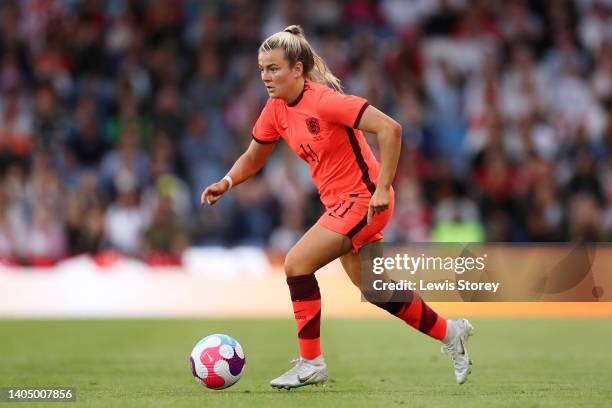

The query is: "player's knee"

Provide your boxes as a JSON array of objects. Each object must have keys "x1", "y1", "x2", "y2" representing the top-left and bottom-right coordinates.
[{"x1": 284, "y1": 252, "x2": 306, "y2": 277}]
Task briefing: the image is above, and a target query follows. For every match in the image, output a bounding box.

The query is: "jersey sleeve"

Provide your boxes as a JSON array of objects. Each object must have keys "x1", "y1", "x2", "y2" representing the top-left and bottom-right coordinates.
[
  {"x1": 252, "y1": 99, "x2": 280, "y2": 144},
  {"x1": 317, "y1": 90, "x2": 369, "y2": 129}
]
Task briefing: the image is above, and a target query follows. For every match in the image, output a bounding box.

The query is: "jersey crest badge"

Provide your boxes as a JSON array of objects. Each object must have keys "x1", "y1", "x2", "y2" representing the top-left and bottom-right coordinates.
[{"x1": 305, "y1": 117, "x2": 320, "y2": 135}]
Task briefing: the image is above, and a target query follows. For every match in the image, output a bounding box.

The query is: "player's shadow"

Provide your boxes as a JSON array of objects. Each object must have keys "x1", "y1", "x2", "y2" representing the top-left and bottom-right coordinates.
[{"x1": 238, "y1": 389, "x2": 348, "y2": 394}]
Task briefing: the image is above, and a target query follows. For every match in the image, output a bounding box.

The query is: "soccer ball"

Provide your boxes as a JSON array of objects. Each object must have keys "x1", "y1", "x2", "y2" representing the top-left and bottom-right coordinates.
[{"x1": 189, "y1": 334, "x2": 246, "y2": 390}]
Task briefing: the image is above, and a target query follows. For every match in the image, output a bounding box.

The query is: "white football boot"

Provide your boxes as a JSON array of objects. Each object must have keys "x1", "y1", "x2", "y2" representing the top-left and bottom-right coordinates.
[
  {"x1": 270, "y1": 356, "x2": 328, "y2": 389},
  {"x1": 441, "y1": 318, "x2": 474, "y2": 384}
]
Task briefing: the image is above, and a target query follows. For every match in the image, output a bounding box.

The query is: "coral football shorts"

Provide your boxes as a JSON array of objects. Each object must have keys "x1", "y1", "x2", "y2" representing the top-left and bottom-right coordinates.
[{"x1": 318, "y1": 189, "x2": 395, "y2": 253}]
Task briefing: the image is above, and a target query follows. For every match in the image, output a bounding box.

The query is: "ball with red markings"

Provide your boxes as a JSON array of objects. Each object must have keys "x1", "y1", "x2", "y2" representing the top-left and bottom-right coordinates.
[{"x1": 189, "y1": 334, "x2": 246, "y2": 390}]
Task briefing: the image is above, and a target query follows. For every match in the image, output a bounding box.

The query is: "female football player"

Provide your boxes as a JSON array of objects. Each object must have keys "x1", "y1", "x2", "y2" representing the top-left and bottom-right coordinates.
[{"x1": 202, "y1": 25, "x2": 473, "y2": 389}]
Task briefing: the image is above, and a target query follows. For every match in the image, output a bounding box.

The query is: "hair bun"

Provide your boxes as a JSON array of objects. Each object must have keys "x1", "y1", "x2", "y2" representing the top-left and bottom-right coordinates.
[{"x1": 283, "y1": 25, "x2": 304, "y2": 37}]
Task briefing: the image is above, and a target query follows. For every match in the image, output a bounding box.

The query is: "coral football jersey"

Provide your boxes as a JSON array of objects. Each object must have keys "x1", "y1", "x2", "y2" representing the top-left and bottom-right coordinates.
[{"x1": 252, "y1": 81, "x2": 380, "y2": 207}]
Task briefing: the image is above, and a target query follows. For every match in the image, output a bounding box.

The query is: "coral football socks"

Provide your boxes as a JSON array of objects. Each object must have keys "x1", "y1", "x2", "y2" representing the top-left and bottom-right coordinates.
[
  {"x1": 286, "y1": 274, "x2": 447, "y2": 360},
  {"x1": 375, "y1": 287, "x2": 447, "y2": 340},
  {"x1": 286, "y1": 274, "x2": 321, "y2": 359}
]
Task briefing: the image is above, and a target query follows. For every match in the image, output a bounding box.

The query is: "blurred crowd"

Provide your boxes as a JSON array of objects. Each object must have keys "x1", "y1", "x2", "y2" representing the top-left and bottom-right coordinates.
[{"x1": 1, "y1": 0, "x2": 612, "y2": 266}]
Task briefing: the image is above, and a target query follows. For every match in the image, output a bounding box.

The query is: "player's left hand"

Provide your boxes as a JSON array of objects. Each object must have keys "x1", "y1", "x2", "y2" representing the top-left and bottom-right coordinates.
[{"x1": 367, "y1": 186, "x2": 391, "y2": 225}]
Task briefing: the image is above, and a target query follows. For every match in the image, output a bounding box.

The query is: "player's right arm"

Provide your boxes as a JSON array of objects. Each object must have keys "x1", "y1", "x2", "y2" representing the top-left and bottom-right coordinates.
[{"x1": 200, "y1": 139, "x2": 276, "y2": 206}]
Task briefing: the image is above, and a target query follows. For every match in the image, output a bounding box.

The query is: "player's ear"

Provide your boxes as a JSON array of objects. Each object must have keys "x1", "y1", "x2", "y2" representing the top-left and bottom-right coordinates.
[{"x1": 293, "y1": 61, "x2": 303, "y2": 78}]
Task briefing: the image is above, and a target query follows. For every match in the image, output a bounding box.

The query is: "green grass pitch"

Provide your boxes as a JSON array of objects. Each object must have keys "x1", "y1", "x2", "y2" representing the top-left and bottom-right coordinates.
[{"x1": 1, "y1": 318, "x2": 611, "y2": 407}]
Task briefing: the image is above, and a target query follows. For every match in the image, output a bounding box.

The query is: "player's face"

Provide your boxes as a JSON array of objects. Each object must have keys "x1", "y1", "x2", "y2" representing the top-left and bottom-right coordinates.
[{"x1": 258, "y1": 49, "x2": 302, "y2": 101}]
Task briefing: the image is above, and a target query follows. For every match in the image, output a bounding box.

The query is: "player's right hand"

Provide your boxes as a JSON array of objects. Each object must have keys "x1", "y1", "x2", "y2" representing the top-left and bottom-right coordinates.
[{"x1": 201, "y1": 180, "x2": 230, "y2": 206}]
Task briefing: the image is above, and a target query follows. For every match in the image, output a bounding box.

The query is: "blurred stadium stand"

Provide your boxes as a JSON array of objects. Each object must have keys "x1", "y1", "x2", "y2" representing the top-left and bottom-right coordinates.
[{"x1": 1, "y1": 0, "x2": 612, "y2": 267}]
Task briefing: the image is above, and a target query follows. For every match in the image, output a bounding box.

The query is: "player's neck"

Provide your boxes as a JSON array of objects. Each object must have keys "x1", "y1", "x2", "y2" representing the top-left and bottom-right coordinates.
[{"x1": 285, "y1": 78, "x2": 306, "y2": 106}]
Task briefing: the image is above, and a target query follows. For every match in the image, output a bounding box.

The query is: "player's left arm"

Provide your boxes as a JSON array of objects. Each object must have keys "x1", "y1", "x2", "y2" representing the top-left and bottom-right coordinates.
[{"x1": 356, "y1": 105, "x2": 402, "y2": 224}]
